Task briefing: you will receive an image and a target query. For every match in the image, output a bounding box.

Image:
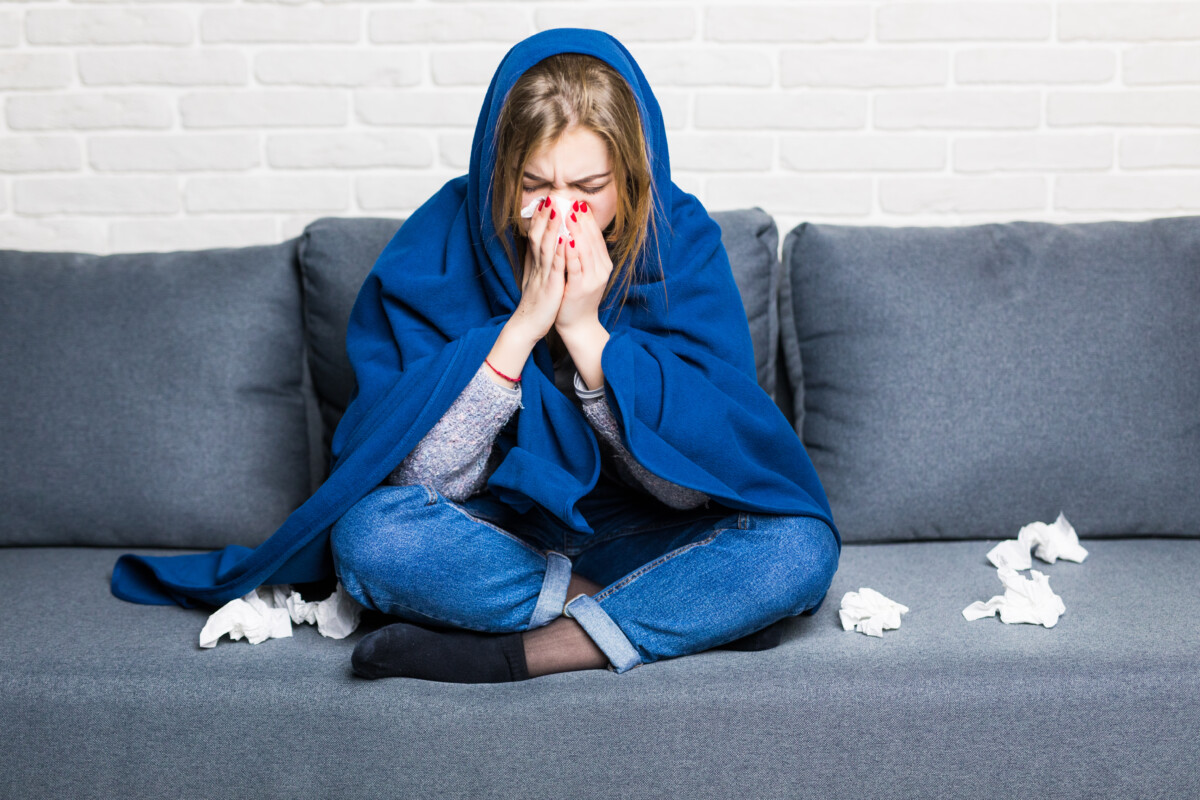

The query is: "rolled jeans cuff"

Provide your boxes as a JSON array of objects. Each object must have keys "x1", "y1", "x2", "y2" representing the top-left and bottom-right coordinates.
[
  {"x1": 564, "y1": 593, "x2": 642, "y2": 674},
  {"x1": 529, "y1": 551, "x2": 572, "y2": 629}
]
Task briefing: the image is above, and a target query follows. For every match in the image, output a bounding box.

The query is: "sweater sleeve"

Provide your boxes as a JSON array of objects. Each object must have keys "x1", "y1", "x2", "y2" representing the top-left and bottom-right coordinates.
[
  {"x1": 383, "y1": 362, "x2": 521, "y2": 502},
  {"x1": 574, "y1": 371, "x2": 711, "y2": 511}
]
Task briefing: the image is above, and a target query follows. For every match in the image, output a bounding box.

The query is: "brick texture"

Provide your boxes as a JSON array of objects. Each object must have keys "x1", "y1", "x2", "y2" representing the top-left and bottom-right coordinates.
[{"x1": 0, "y1": 2, "x2": 1195, "y2": 254}]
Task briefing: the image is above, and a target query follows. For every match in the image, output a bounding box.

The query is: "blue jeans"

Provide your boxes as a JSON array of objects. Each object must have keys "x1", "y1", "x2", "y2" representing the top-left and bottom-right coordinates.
[{"x1": 330, "y1": 480, "x2": 839, "y2": 675}]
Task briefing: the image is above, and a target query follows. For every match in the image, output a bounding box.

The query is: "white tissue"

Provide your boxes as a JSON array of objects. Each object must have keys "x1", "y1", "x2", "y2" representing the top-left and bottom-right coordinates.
[
  {"x1": 520, "y1": 194, "x2": 571, "y2": 240},
  {"x1": 986, "y1": 512, "x2": 1088, "y2": 570},
  {"x1": 962, "y1": 567, "x2": 1066, "y2": 628},
  {"x1": 199, "y1": 581, "x2": 364, "y2": 648},
  {"x1": 839, "y1": 587, "x2": 909, "y2": 638}
]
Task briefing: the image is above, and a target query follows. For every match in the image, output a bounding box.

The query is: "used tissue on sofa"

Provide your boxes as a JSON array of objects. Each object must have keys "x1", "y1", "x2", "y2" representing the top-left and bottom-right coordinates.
[
  {"x1": 520, "y1": 194, "x2": 572, "y2": 240},
  {"x1": 962, "y1": 567, "x2": 1066, "y2": 628},
  {"x1": 199, "y1": 581, "x2": 363, "y2": 648},
  {"x1": 987, "y1": 512, "x2": 1089, "y2": 571},
  {"x1": 965, "y1": 513, "x2": 1084, "y2": 628},
  {"x1": 839, "y1": 587, "x2": 909, "y2": 637}
]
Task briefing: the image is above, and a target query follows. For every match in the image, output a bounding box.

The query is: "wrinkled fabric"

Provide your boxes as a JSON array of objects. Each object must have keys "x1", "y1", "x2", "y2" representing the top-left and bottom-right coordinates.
[{"x1": 110, "y1": 27, "x2": 838, "y2": 610}]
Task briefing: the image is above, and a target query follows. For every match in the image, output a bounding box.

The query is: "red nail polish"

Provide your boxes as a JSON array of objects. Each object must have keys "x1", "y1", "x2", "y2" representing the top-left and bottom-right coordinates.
[
  {"x1": 550, "y1": 210, "x2": 555, "y2": 219},
  {"x1": 580, "y1": 201, "x2": 588, "y2": 213},
  {"x1": 570, "y1": 212, "x2": 577, "y2": 222},
  {"x1": 545, "y1": 197, "x2": 551, "y2": 207},
  {"x1": 558, "y1": 237, "x2": 562, "y2": 244},
  {"x1": 570, "y1": 239, "x2": 575, "y2": 248},
  {"x1": 572, "y1": 200, "x2": 579, "y2": 212},
  {"x1": 537, "y1": 199, "x2": 544, "y2": 210}
]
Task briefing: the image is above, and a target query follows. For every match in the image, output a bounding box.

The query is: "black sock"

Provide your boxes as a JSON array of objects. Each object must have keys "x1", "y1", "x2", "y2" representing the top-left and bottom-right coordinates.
[
  {"x1": 351, "y1": 621, "x2": 531, "y2": 683},
  {"x1": 714, "y1": 617, "x2": 788, "y2": 652}
]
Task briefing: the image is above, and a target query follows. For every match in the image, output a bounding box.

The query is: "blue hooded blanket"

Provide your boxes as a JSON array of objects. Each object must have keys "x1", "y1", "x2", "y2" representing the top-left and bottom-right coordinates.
[{"x1": 111, "y1": 27, "x2": 839, "y2": 609}]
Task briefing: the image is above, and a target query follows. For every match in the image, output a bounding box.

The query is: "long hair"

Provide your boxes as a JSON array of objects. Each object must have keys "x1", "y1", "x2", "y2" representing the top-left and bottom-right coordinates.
[{"x1": 488, "y1": 52, "x2": 665, "y2": 323}]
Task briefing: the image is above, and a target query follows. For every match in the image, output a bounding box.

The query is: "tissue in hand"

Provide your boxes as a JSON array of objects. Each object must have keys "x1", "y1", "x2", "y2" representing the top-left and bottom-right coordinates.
[
  {"x1": 839, "y1": 587, "x2": 910, "y2": 637},
  {"x1": 520, "y1": 194, "x2": 571, "y2": 240},
  {"x1": 962, "y1": 567, "x2": 1067, "y2": 628},
  {"x1": 986, "y1": 512, "x2": 1088, "y2": 571},
  {"x1": 199, "y1": 581, "x2": 364, "y2": 648}
]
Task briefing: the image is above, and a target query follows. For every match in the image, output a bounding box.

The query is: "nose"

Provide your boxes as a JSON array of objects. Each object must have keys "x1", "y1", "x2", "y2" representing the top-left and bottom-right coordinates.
[{"x1": 521, "y1": 191, "x2": 575, "y2": 220}]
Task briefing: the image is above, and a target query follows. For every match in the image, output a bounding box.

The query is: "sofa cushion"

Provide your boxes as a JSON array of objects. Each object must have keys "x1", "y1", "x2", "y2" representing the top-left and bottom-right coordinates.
[
  {"x1": 0, "y1": 242, "x2": 313, "y2": 548},
  {"x1": 711, "y1": 206, "x2": 781, "y2": 400},
  {"x1": 779, "y1": 216, "x2": 1200, "y2": 543},
  {"x1": 297, "y1": 217, "x2": 402, "y2": 470},
  {"x1": 3, "y1": 539, "x2": 1196, "y2": 798},
  {"x1": 298, "y1": 208, "x2": 783, "y2": 471}
]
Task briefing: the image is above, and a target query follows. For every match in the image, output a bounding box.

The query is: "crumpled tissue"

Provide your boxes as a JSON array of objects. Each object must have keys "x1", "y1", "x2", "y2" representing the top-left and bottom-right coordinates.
[
  {"x1": 520, "y1": 194, "x2": 572, "y2": 240},
  {"x1": 986, "y1": 511, "x2": 1089, "y2": 570},
  {"x1": 839, "y1": 587, "x2": 909, "y2": 638},
  {"x1": 199, "y1": 581, "x2": 364, "y2": 648},
  {"x1": 962, "y1": 567, "x2": 1066, "y2": 628}
]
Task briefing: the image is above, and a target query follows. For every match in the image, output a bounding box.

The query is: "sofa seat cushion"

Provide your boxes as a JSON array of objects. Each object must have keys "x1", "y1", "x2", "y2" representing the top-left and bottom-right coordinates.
[{"x1": 3, "y1": 540, "x2": 1196, "y2": 799}]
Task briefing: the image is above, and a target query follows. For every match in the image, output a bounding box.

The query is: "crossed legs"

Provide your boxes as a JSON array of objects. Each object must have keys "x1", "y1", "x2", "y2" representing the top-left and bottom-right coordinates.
[{"x1": 333, "y1": 485, "x2": 838, "y2": 683}]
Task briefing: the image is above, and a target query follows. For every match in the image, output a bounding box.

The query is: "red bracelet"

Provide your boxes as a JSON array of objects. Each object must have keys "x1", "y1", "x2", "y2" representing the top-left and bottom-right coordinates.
[{"x1": 485, "y1": 358, "x2": 520, "y2": 384}]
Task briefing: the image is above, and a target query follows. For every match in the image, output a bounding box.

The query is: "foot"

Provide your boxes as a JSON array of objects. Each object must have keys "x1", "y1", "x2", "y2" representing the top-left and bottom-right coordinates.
[
  {"x1": 351, "y1": 621, "x2": 531, "y2": 683},
  {"x1": 713, "y1": 617, "x2": 788, "y2": 652}
]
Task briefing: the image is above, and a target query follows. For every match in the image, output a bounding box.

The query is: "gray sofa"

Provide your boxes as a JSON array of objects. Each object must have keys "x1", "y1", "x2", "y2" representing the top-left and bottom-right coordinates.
[{"x1": 2, "y1": 209, "x2": 1197, "y2": 800}]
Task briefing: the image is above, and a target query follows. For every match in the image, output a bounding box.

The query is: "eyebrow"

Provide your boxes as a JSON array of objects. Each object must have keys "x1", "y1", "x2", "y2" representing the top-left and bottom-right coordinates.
[{"x1": 523, "y1": 171, "x2": 611, "y2": 183}]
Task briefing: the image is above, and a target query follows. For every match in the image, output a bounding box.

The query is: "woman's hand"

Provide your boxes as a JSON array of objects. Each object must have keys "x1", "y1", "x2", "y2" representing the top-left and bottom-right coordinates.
[
  {"x1": 510, "y1": 196, "x2": 567, "y2": 341},
  {"x1": 555, "y1": 199, "x2": 614, "y2": 336}
]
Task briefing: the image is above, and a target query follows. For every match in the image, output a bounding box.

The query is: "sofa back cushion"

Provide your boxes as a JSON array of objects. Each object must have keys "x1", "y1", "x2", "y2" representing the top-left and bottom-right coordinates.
[
  {"x1": 297, "y1": 217, "x2": 402, "y2": 473},
  {"x1": 298, "y1": 207, "x2": 783, "y2": 475},
  {"x1": 0, "y1": 242, "x2": 314, "y2": 548},
  {"x1": 779, "y1": 215, "x2": 1200, "y2": 543},
  {"x1": 713, "y1": 207, "x2": 781, "y2": 401}
]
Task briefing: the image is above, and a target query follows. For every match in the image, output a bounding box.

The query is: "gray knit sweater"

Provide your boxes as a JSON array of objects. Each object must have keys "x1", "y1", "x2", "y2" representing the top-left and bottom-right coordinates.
[{"x1": 384, "y1": 353, "x2": 710, "y2": 511}]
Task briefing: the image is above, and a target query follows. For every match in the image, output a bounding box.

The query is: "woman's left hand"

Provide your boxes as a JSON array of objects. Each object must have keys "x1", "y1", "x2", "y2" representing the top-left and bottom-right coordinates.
[{"x1": 554, "y1": 199, "x2": 613, "y2": 336}]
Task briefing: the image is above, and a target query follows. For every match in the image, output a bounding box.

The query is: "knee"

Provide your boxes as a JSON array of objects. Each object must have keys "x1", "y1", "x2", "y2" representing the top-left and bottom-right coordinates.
[
  {"x1": 331, "y1": 484, "x2": 436, "y2": 586},
  {"x1": 759, "y1": 515, "x2": 840, "y2": 614}
]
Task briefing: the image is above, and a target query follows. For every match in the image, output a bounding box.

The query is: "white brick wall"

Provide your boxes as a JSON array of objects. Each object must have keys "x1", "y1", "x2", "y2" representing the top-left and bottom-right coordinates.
[{"x1": 1, "y1": 1, "x2": 1197, "y2": 254}]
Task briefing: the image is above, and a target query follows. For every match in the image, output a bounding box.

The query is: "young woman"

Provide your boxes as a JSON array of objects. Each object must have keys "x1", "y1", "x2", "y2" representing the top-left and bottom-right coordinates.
[
  {"x1": 110, "y1": 28, "x2": 839, "y2": 683},
  {"x1": 328, "y1": 28, "x2": 842, "y2": 683}
]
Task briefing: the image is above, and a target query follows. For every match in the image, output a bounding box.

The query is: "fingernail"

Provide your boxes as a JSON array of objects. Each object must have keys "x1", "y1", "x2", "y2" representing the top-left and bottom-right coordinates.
[
  {"x1": 550, "y1": 210, "x2": 555, "y2": 219},
  {"x1": 545, "y1": 197, "x2": 552, "y2": 207},
  {"x1": 580, "y1": 201, "x2": 588, "y2": 213},
  {"x1": 570, "y1": 239, "x2": 575, "y2": 248},
  {"x1": 558, "y1": 237, "x2": 562, "y2": 244},
  {"x1": 572, "y1": 200, "x2": 579, "y2": 212},
  {"x1": 570, "y1": 212, "x2": 577, "y2": 222},
  {"x1": 537, "y1": 199, "x2": 544, "y2": 210}
]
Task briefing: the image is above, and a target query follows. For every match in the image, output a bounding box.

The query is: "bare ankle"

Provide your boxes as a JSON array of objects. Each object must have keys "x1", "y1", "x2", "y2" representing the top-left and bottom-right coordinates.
[
  {"x1": 521, "y1": 617, "x2": 608, "y2": 678},
  {"x1": 566, "y1": 573, "x2": 603, "y2": 600}
]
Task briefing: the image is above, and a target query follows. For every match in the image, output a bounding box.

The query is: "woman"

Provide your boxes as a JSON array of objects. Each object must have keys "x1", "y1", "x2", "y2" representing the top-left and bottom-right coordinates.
[
  {"x1": 110, "y1": 28, "x2": 840, "y2": 683},
  {"x1": 329, "y1": 28, "x2": 841, "y2": 683}
]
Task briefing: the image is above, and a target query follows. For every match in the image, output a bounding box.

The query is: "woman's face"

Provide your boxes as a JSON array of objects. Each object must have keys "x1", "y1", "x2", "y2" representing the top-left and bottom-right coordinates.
[{"x1": 519, "y1": 125, "x2": 618, "y2": 241}]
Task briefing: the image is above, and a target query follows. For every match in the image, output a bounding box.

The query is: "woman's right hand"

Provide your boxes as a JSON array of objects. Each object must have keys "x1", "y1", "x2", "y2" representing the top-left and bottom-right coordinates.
[{"x1": 511, "y1": 196, "x2": 567, "y2": 341}]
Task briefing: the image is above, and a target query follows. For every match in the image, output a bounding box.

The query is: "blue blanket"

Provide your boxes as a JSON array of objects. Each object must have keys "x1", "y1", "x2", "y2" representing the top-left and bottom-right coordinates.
[{"x1": 110, "y1": 28, "x2": 839, "y2": 609}]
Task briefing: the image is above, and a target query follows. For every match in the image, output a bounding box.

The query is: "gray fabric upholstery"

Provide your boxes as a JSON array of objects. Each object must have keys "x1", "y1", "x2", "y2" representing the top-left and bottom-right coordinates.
[
  {"x1": 297, "y1": 217, "x2": 402, "y2": 469},
  {"x1": 7, "y1": 212, "x2": 1197, "y2": 799},
  {"x1": 779, "y1": 216, "x2": 1200, "y2": 544},
  {"x1": 0, "y1": 243, "x2": 313, "y2": 548},
  {"x1": 3, "y1": 539, "x2": 1196, "y2": 799},
  {"x1": 297, "y1": 209, "x2": 782, "y2": 469},
  {"x1": 710, "y1": 206, "x2": 780, "y2": 400}
]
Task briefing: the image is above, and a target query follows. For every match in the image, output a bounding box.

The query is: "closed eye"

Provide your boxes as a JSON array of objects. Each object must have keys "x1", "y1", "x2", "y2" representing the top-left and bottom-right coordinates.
[{"x1": 523, "y1": 183, "x2": 607, "y2": 195}]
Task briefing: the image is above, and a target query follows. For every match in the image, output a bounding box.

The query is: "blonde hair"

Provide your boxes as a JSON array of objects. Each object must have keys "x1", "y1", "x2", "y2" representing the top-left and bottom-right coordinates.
[{"x1": 487, "y1": 52, "x2": 665, "y2": 322}]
